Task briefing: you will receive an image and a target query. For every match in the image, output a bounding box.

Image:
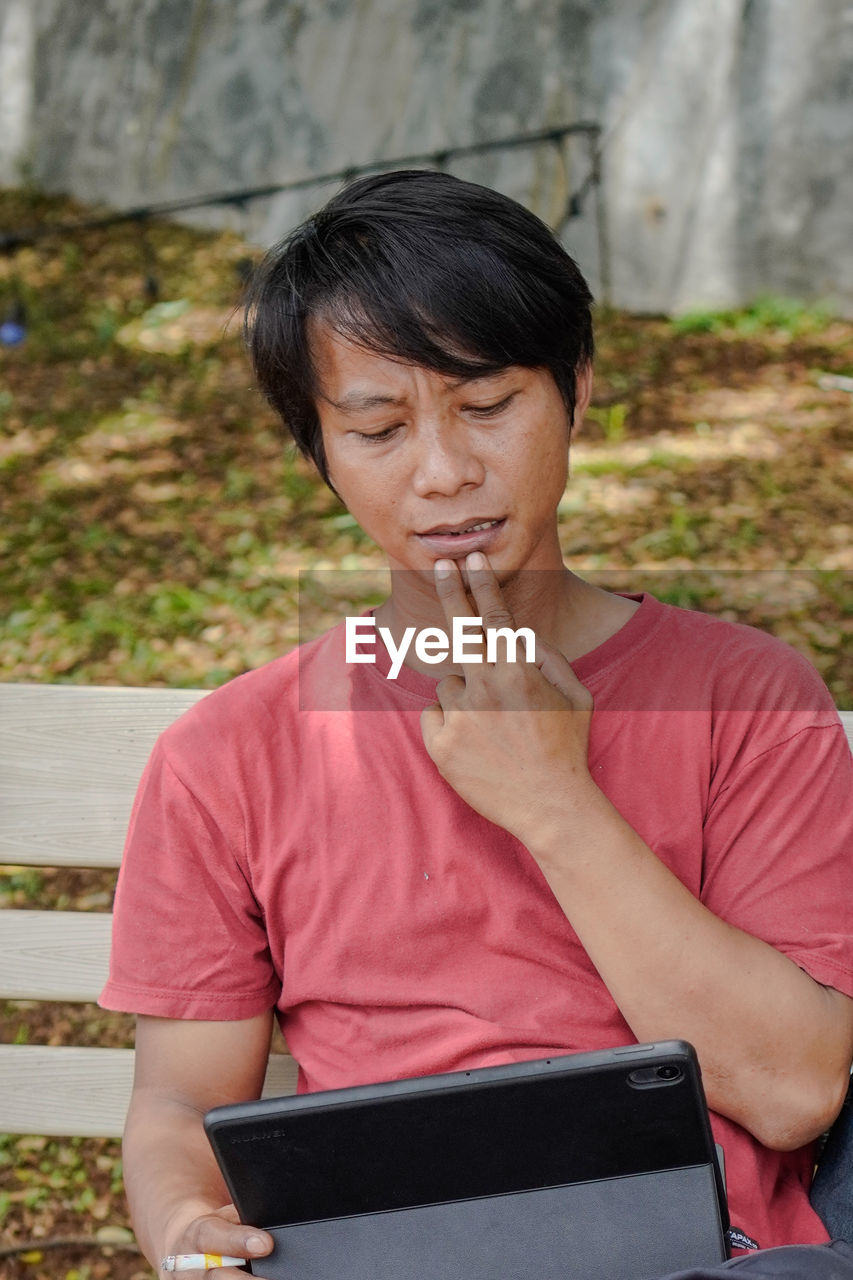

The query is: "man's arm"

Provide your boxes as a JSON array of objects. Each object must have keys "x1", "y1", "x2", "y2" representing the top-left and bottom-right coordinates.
[
  {"x1": 523, "y1": 787, "x2": 853, "y2": 1150},
  {"x1": 124, "y1": 1013, "x2": 276, "y2": 1275},
  {"x1": 421, "y1": 554, "x2": 853, "y2": 1151}
]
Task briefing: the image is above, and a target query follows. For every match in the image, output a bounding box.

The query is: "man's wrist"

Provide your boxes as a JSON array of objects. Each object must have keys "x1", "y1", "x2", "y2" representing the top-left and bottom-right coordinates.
[{"x1": 516, "y1": 775, "x2": 610, "y2": 866}]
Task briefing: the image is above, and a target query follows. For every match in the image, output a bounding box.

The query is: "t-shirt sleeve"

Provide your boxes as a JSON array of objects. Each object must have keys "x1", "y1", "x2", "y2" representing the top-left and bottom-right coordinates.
[
  {"x1": 700, "y1": 716, "x2": 853, "y2": 998},
  {"x1": 99, "y1": 737, "x2": 281, "y2": 1019}
]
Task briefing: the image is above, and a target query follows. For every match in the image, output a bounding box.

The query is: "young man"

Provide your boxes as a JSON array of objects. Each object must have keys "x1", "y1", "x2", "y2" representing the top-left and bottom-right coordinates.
[{"x1": 100, "y1": 170, "x2": 853, "y2": 1278}]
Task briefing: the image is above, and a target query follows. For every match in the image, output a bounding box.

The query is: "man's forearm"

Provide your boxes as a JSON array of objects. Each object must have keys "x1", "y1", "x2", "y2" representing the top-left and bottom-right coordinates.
[
  {"x1": 523, "y1": 783, "x2": 853, "y2": 1150},
  {"x1": 123, "y1": 1014, "x2": 276, "y2": 1274},
  {"x1": 123, "y1": 1089, "x2": 235, "y2": 1266}
]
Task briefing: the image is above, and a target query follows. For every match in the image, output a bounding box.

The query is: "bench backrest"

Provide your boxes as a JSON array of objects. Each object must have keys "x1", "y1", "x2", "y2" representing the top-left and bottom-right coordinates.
[
  {"x1": 1, "y1": 683, "x2": 851, "y2": 1138},
  {"x1": 0, "y1": 685, "x2": 296, "y2": 1137}
]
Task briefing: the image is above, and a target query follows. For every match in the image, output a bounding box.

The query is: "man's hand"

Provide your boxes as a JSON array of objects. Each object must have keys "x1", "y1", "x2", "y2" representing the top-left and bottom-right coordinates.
[
  {"x1": 420, "y1": 552, "x2": 596, "y2": 847},
  {"x1": 162, "y1": 1202, "x2": 273, "y2": 1277}
]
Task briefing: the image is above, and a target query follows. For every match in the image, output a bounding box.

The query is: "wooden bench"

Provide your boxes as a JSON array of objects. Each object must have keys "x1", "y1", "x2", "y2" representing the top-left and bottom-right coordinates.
[
  {"x1": 0, "y1": 684, "x2": 297, "y2": 1138},
  {"x1": 1, "y1": 682, "x2": 851, "y2": 1142}
]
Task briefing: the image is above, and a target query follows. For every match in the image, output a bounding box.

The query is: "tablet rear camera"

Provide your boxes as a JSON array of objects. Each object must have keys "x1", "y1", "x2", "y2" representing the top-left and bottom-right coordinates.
[
  {"x1": 656, "y1": 1065, "x2": 683, "y2": 1082},
  {"x1": 627, "y1": 1064, "x2": 685, "y2": 1088}
]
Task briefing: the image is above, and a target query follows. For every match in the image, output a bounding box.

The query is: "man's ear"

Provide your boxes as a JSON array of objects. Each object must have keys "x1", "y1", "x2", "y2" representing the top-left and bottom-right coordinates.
[{"x1": 571, "y1": 362, "x2": 594, "y2": 434}]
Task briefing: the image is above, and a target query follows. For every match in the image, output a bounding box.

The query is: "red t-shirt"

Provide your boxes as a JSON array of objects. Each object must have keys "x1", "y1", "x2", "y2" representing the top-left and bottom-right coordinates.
[{"x1": 101, "y1": 594, "x2": 853, "y2": 1250}]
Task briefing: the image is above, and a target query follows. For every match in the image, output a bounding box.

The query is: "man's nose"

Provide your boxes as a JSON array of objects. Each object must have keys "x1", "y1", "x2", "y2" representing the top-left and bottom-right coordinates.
[{"x1": 411, "y1": 422, "x2": 485, "y2": 497}]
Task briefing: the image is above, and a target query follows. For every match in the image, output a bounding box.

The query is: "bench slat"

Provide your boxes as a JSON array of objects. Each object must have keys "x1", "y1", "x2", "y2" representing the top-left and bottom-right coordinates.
[
  {"x1": 1, "y1": 911, "x2": 112, "y2": 1000},
  {"x1": 0, "y1": 685, "x2": 207, "y2": 868},
  {"x1": 0, "y1": 1046, "x2": 298, "y2": 1137}
]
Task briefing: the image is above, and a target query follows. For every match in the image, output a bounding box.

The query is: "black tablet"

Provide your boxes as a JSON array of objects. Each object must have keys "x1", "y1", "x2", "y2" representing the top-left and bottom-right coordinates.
[{"x1": 205, "y1": 1039, "x2": 729, "y2": 1280}]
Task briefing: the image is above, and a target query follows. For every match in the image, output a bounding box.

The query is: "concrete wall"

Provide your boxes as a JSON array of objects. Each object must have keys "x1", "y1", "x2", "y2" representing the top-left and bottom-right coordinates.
[{"x1": 2, "y1": 0, "x2": 851, "y2": 314}]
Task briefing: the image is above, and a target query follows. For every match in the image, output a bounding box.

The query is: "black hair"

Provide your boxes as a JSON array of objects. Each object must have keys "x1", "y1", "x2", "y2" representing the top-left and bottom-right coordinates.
[{"x1": 245, "y1": 169, "x2": 594, "y2": 488}]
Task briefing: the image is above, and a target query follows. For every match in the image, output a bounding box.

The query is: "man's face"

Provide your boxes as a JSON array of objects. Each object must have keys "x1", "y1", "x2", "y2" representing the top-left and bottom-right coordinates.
[{"x1": 311, "y1": 323, "x2": 590, "y2": 580}]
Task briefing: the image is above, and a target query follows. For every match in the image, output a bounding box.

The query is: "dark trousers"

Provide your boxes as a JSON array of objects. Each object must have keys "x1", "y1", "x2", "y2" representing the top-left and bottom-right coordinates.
[{"x1": 660, "y1": 1241, "x2": 853, "y2": 1278}]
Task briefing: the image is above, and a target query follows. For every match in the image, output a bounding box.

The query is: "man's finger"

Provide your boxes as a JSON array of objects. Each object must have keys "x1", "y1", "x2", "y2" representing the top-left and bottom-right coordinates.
[
  {"x1": 420, "y1": 702, "x2": 443, "y2": 754},
  {"x1": 433, "y1": 557, "x2": 477, "y2": 622},
  {"x1": 463, "y1": 551, "x2": 516, "y2": 632},
  {"x1": 533, "y1": 634, "x2": 594, "y2": 708},
  {"x1": 215, "y1": 1204, "x2": 241, "y2": 1224},
  {"x1": 178, "y1": 1212, "x2": 273, "y2": 1263},
  {"x1": 433, "y1": 558, "x2": 488, "y2": 672},
  {"x1": 434, "y1": 673, "x2": 466, "y2": 709}
]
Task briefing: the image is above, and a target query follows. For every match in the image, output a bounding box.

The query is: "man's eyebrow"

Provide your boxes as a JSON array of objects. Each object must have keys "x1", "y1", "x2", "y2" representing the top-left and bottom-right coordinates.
[
  {"x1": 324, "y1": 390, "x2": 407, "y2": 414},
  {"x1": 324, "y1": 373, "x2": 510, "y2": 415}
]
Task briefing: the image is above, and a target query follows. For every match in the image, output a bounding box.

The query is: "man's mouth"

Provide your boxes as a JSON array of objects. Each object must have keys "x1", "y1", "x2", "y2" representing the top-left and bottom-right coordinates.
[
  {"x1": 418, "y1": 518, "x2": 504, "y2": 537},
  {"x1": 414, "y1": 517, "x2": 507, "y2": 558}
]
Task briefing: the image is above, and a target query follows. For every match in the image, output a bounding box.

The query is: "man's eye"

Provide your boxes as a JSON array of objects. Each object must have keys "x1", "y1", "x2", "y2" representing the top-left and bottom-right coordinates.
[
  {"x1": 466, "y1": 395, "x2": 514, "y2": 417},
  {"x1": 358, "y1": 424, "x2": 401, "y2": 443}
]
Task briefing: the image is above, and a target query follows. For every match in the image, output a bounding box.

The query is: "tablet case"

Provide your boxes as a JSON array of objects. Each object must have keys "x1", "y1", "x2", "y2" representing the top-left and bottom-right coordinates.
[{"x1": 205, "y1": 1040, "x2": 729, "y2": 1280}]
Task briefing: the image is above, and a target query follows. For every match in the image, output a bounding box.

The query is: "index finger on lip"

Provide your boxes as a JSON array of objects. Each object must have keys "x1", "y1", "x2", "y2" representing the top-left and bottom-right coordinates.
[
  {"x1": 433, "y1": 558, "x2": 477, "y2": 626},
  {"x1": 463, "y1": 552, "x2": 516, "y2": 630}
]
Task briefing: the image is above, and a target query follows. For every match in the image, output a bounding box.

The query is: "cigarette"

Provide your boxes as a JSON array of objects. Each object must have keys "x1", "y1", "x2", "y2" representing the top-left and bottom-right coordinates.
[{"x1": 160, "y1": 1256, "x2": 249, "y2": 1272}]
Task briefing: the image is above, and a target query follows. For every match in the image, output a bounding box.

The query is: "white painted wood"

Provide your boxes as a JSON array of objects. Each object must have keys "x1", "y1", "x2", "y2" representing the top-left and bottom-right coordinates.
[
  {"x1": 0, "y1": 684, "x2": 208, "y2": 867},
  {"x1": 0, "y1": 911, "x2": 112, "y2": 1000},
  {"x1": 0, "y1": 1046, "x2": 136, "y2": 1137},
  {"x1": 0, "y1": 1046, "x2": 299, "y2": 1137}
]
